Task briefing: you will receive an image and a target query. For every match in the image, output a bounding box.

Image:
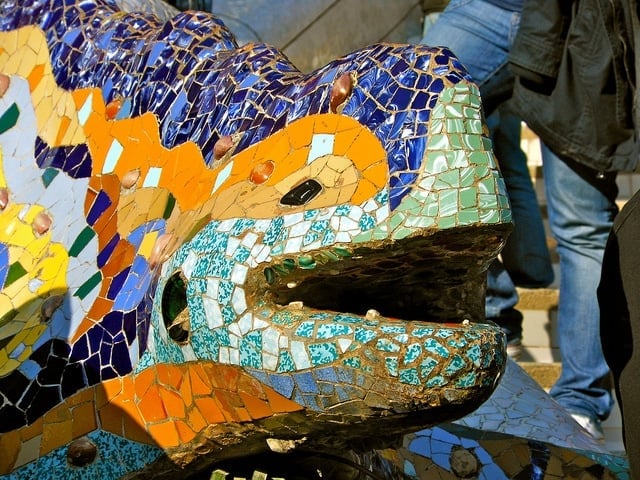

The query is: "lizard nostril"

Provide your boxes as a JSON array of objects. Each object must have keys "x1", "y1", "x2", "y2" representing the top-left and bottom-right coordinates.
[
  {"x1": 161, "y1": 271, "x2": 191, "y2": 344},
  {"x1": 280, "y1": 179, "x2": 323, "y2": 206}
]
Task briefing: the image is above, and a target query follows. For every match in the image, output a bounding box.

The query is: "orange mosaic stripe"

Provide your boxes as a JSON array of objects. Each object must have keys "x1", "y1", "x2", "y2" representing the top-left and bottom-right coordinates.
[{"x1": 0, "y1": 362, "x2": 304, "y2": 473}]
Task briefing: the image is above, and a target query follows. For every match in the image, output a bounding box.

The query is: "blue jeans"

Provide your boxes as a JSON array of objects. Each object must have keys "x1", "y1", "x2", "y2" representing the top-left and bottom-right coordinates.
[
  {"x1": 422, "y1": 0, "x2": 553, "y2": 337},
  {"x1": 484, "y1": 109, "x2": 553, "y2": 337},
  {"x1": 422, "y1": 0, "x2": 522, "y2": 115},
  {"x1": 542, "y1": 144, "x2": 617, "y2": 420}
]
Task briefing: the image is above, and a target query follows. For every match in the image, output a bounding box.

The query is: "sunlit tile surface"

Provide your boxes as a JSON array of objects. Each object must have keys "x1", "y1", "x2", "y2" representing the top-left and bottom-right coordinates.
[{"x1": 0, "y1": 0, "x2": 625, "y2": 478}]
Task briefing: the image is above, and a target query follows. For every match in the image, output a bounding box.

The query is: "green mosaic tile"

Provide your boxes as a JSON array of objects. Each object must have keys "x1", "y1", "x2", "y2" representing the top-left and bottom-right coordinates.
[
  {"x1": 74, "y1": 271, "x2": 102, "y2": 299},
  {"x1": 430, "y1": 118, "x2": 444, "y2": 134},
  {"x1": 403, "y1": 343, "x2": 422, "y2": 364},
  {"x1": 420, "y1": 356, "x2": 439, "y2": 377},
  {"x1": 446, "y1": 118, "x2": 465, "y2": 133},
  {"x1": 295, "y1": 321, "x2": 314, "y2": 338},
  {"x1": 479, "y1": 209, "x2": 501, "y2": 224},
  {"x1": 0, "y1": 103, "x2": 19, "y2": 134},
  {"x1": 405, "y1": 215, "x2": 435, "y2": 229},
  {"x1": 41, "y1": 167, "x2": 59, "y2": 187},
  {"x1": 444, "y1": 354, "x2": 466, "y2": 375},
  {"x1": 354, "y1": 327, "x2": 377, "y2": 343},
  {"x1": 428, "y1": 134, "x2": 450, "y2": 150},
  {"x1": 455, "y1": 371, "x2": 477, "y2": 387},
  {"x1": 389, "y1": 211, "x2": 405, "y2": 231},
  {"x1": 449, "y1": 134, "x2": 464, "y2": 149},
  {"x1": 426, "y1": 151, "x2": 448, "y2": 174},
  {"x1": 434, "y1": 170, "x2": 460, "y2": 188},
  {"x1": 376, "y1": 338, "x2": 400, "y2": 353},
  {"x1": 399, "y1": 367, "x2": 420, "y2": 385},
  {"x1": 479, "y1": 193, "x2": 499, "y2": 209},
  {"x1": 459, "y1": 187, "x2": 477, "y2": 209},
  {"x1": 426, "y1": 375, "x2": 447, "y2": 387},
  {"x1": 463, "y1": 105, "x2": 481, "y2": 118},
  {"x1": 478, "y1": 176, "x2": 497, "y2": 194},
  {"x1": 446, "y1": 149, "x2": 469, "y2": 168},
  {"x1": 308, "y1": 342, "x2": 339, "y2": 365},
  {"x1": 438, "y1": 190, "x2": 459, "y2": 216},
  {"x1": 461, "y1": 133, "x2": 483, "y2": 150},
  {"x1": 385, "y1": 356, "x2": 399, "y2": 377},
  {"x1": 439, "y1": 87, "x2": 455, "y2": 102},
  {"x1": 458, "y1": 210, "x2": 480, "y2": 224},
  {"x1": 277, "y1": 351, "x2": 296, "y2": 372},
  {"x1": 469, "y1": 151, "x2": 490, "y2": 166},
  {"x1": 453, "y1": 93, "x2": 469, "y2": 104},
  {"x1": 444, "y1": 104, "x2": 464, "y2": 118},
  {"x1": 423, "y1": 338, "x2": 449, "y2": 358},
  {"x1": 4, "y1": 262, "x2": 28, "y2": 287},
  {"x1": 316, "y1": 323, "x2": 352, "y2": 339},
  {"x1": 459, "y1": 168, "x2": 477, "y2": 187}
]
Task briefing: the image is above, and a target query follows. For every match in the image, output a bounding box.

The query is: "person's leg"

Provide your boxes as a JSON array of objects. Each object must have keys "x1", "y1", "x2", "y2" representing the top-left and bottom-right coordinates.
[
  {"x1": 420, "y1": 0, "x2": 520, "y2": 116},
  {"x1": 542, "y1": 143, "x2": 617, "y2": 435},
  {"x1": 484, "y1": 108, "x2": 552, "y2": 358},
  {"x1": 599, "y1": 190, "x2": 640, "y2": 476},
  {"x1": 491, "y1": 107, "x2": 553, "y2": 288}
]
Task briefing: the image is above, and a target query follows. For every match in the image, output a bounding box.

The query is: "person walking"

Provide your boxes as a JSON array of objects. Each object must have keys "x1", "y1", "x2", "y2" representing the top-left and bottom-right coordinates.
[{"x1": 508, "y1": 0, "x2": 640, "y2": 440}]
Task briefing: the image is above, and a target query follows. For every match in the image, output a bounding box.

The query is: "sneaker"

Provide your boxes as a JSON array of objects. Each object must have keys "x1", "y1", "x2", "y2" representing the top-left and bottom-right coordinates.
[
  {"x1": 494, "y1": 308, "x2": 524, "y2": 361},
  {"x1": 571, "y1": 413, "x2": 605, "y2": 442},
  {"x1": 506, "y1": 338, "x2": 523, "y2": 361}
]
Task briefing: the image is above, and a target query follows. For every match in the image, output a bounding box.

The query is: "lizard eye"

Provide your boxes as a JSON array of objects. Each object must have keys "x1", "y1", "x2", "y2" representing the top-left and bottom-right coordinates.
[
  {"x1": 161, "y1": 271, "x2": 190, "y2": 344},
  {"x1": 280, "y1": 179, "x2": 323, "y2": 206}
]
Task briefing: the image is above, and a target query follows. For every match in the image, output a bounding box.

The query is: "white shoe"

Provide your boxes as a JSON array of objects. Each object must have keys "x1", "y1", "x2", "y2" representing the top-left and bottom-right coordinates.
[
  {"x1": 506, "y1": 339, "x2": 522, "y2": 361},
  {"x1": 571, "y1": 413, "x2": 605, "y2": 442}
]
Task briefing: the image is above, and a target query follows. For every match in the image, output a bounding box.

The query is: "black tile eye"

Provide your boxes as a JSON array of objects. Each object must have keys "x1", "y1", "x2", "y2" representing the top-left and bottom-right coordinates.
[
  {"x1": 280, "y1": 179, "x2": 323, "y2": 206},
  {"x1": 161, "y1": 271, "x2": 190, "y2": 344}
]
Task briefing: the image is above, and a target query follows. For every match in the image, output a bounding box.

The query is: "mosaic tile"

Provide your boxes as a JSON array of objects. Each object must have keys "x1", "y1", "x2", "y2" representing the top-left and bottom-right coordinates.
[{"x1": 0, "y1": 0, "x2": 624, "y2": 478}]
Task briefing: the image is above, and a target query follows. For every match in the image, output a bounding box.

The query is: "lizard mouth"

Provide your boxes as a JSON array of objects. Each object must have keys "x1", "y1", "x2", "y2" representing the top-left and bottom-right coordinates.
[
  {"x1": 161, "y1": 223, "x2": 509, "y2": 346},
  {"x1": 258, "y1": 224, "x2": 509, "y2": 324}
]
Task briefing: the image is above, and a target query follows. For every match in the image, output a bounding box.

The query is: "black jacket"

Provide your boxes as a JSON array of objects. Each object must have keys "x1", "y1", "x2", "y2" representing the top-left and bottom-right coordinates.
[{"x1": 509, "y1": 0, "x2": 640, "y2": 172}]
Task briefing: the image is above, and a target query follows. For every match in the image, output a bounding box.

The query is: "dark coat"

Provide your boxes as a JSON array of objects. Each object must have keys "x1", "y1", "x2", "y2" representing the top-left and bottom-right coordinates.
[{"x1": 509, "y1": 0, "x2": 640, "y2": 172}]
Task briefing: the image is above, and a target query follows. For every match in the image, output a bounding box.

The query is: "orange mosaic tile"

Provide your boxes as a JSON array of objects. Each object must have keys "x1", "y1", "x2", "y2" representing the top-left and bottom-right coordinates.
[
  {"x1": 193, "y1": 397, "x2": 226, "y2": 425},
  {"x1": 146, "y1": 420, "x2": 180, "y2": 450}
]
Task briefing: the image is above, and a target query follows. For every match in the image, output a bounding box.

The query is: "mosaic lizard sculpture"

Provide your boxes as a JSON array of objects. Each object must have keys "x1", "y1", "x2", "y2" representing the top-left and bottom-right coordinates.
[{"x1": 0, "y1": 0, "x2": 516, "y2": 477}]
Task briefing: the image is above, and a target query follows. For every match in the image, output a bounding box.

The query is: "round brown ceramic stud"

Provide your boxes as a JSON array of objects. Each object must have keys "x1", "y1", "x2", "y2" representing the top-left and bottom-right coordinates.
[
  {"x1": 105, "y1": 98, "x2": 122, "y2": 120},
  {"x1": 449, "y1": 447, "x2": 479, "y2": 478},
  {"x1": 214, "y1": 135, "x2": 234, "y2": 160},
  {"x1": 66, "y1": 437, "x2": 98, "y2": 467},
  {"x1": 33, "y1": 212, "x2": 52, "y2": 235},
  {"x1": 330, "y1": 72, "x2": 353, "y2": 113},
  {"x1": 0, "y1": 188, "x2": 8, "y2": 210},
  {"x1": 121, "y1": 169, "x2": 140, "y2": 189},
  {"x1": 250, "y1": 160, "x2": 275, "y2": 184},
  {"x1": 40, "y1": 295, "x2": 64, "y2": 322},
  {"x1": 149, "y1": 232, "x2": 175, "y2": 267}
]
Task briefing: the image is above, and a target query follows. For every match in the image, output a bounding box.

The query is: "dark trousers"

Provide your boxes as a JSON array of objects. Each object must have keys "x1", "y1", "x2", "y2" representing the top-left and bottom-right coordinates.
[{"x1": 599, "y1": 188, "x2": 640, "y2": 479}]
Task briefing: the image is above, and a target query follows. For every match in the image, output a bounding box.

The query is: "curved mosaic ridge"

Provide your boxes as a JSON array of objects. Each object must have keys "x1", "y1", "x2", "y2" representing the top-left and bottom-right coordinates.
[{"x1": 0, "y1": 0, "x2": 512, "y2": 477}]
